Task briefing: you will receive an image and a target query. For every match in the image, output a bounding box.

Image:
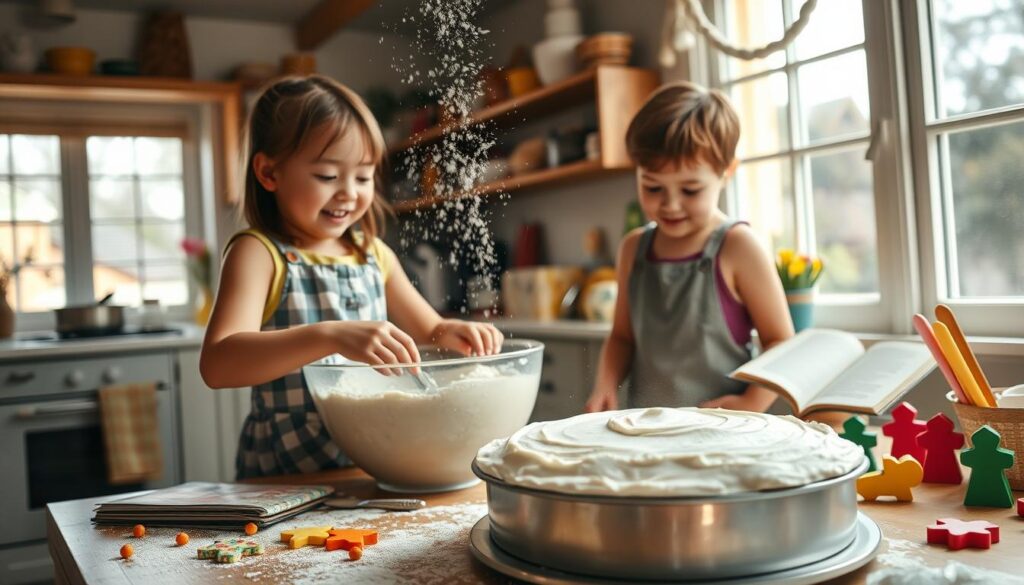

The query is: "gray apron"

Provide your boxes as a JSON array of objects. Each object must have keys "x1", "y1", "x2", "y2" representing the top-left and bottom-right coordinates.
[{"x1": 628, "y1": 220, "x2": 751, "y2": 407}]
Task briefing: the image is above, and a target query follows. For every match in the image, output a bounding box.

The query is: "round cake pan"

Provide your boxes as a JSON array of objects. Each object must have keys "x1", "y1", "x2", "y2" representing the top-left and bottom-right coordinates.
[{"x1": 472, "y1": 457, "x2": 868, "y2": 581}]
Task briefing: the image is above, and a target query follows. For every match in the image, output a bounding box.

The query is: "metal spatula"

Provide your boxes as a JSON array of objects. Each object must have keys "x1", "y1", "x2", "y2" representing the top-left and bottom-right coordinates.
[
  {"x1": 323, "y1": 497, "x2": 426, "y2": 511},
  {"x1": 410, "y1": 369, "x2": 440, "y2": 393}
]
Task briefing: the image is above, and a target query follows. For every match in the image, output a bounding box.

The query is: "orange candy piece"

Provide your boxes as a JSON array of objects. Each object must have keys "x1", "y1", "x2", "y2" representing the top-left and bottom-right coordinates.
[
  {"x1": 244, "y1": 522, "x2": 258, "y2": 536},
  {"x1": 132, "y1": 524, "x2": 146, "y2": 538},
  {"x1": 176, "y1": 532, "x2": 189, "y2": 546},
  {"x1": 348, "y1": 546, "x2": 363, "y2": 561},
  {"x1": 120, "y1": 544, "x2": 134, "y2": 559}
]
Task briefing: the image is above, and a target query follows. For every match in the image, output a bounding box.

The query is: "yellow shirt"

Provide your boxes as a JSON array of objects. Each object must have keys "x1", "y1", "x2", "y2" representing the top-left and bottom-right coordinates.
[{"x1": 227, "y1": 229, "x2": 394, "y2": 324}]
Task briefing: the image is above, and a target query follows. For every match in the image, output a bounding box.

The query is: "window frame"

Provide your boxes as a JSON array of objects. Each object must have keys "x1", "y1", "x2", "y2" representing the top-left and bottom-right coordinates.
[
  {"x1": 0, "y1": 101, "x2": 207, "y2": 332},
  {"x1": 704, "y1": 0, "x2": 912, "y2": 334},
  {"x1": 902, "y1": 0, "x2": 1024, "y2": 337},
  {"x1": 700, "y1": 0, "x2": 1022, "y2": 337}
]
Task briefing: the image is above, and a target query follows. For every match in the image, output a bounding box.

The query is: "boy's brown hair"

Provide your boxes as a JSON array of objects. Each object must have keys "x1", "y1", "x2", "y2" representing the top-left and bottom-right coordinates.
[
  {"x1": 240, "y1": 75, "x2": 389, "y2": 259},
  {"x1": 625, "y1": 81, "x2": 740, "y2": 175}
]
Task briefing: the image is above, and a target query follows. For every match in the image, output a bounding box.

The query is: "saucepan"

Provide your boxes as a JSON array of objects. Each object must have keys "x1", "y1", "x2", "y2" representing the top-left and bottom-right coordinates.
[{"x1": 55, "y1": 292, "x2": 125, "y2": 337}]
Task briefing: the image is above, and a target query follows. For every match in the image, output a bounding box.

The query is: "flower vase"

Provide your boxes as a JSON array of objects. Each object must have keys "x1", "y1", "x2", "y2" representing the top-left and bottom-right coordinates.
[
  {"x1": 0, "y1": 290, "x2": 13, "y2": 338},
  {"x1": 786, "y1": 286, "x2": 815, "y2": 332},
  {"x1": 195, "y1": 286, "x2": 214, "y2": 326}
]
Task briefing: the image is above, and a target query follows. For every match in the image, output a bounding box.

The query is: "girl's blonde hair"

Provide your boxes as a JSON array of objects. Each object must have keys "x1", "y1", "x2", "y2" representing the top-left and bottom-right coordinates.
[{"x1": 241, "y1": 75, "x2": 389, "y2": 259}]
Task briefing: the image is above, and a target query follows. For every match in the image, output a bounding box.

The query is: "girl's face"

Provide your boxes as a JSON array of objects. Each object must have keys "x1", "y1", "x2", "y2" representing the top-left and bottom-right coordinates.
[
  {"x1": 254, "y1": 124, "x2": 376, "y2": 246},
  {"x1": 637, "y1": 158, "x2": 733, "y2": 239}
]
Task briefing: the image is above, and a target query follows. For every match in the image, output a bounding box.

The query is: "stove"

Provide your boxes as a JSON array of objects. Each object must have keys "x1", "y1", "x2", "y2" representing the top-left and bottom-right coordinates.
[
  {"x1": 0, "y1": 343, "x2": 181, "y2": 584},
  {"x1": 18, "y1": 326, "x2": 183, "y2": 342}
]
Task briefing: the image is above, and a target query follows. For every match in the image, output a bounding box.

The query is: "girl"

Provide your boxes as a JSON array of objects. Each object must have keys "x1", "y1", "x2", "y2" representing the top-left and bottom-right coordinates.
[
  {"x1": 584, "y1": 82, "x2": 793, "y2": 414},
  {"x1": 200, "y1": 76, "x2": 503, "y2": 478}
]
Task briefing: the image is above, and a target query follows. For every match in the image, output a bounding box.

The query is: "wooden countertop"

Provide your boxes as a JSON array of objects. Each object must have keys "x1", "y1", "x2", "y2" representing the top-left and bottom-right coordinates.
[{"x1": 47, "y1": 452, "x2": 1023, "y2": 584}]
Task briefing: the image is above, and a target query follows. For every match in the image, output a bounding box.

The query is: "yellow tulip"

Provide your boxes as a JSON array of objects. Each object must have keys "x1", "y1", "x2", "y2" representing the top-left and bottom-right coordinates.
[
  {"x1": 811, "y1": 258, "x2": 823, "y2": 279},
  {"x1": 777, "y1": 249, "x2": 795, "y2": 267},
  {"x1": 788, "y1": 257, "x2": 807, "y2": 280}
]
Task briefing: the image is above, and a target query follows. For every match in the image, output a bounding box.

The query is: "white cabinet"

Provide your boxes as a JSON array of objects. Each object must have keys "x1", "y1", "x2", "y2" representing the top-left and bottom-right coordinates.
[
  {"x1": 531, "y1": 339, "x2": 587, "y2": 422},
  {"x1": 521, "y1": 336, "x2": 619, "y2": 422},
  {"x1": 176, "y1": 348, "x2": 249, "y2": 482}
]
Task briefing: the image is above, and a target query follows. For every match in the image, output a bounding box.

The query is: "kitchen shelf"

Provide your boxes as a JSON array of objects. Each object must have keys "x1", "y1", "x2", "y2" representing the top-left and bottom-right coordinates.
[
  {"x1": 389, "y1": 66, "x2": 659, "y2": 214},
  {"x1": 391, "y1": 158, "x2": 630, "y2": 214},
  {"x1": 389, "y1": 66, "x2": 603, "y2": 154},
  {"x1": 0, "y1": 73, "x2": 242, "y2": 205}
]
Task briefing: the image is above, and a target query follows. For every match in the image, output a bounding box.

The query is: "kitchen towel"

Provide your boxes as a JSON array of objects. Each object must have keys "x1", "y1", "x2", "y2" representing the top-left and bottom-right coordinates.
[{"x1": 99, "y1": 382, "x2": 163, "y2": 485}]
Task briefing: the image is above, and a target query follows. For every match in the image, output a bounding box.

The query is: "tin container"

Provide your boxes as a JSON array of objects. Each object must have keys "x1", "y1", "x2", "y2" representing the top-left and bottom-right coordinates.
[{"x1": 472, "y1": 456, "x2": 868, "y2": 581}]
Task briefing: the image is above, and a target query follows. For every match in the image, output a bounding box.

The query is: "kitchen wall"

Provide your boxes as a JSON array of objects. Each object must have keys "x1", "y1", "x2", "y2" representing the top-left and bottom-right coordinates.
[
  {"x1": 0, "y1": 2, "x2": 418, "y2": 259},
  {"x1": 0, "y1": 4, "x2": 412, "y2": 87},
  {"x1": 478, "y1": 0, "x2": 686, "y2": 266},
  {"x1": 1, "y1": 0, "x2": 674, "y2": 265}
]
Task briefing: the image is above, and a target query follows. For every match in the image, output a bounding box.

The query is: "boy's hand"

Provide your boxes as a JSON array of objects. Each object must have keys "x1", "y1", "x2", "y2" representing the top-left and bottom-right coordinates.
[
  {"x1": 585, "y1": 388, "x2": 618, "y2": 413},
  {"x1": 700, "y1": 387, "x2": 776, "y2": 413},
  {"x1": 431, "y1": 319, "x2": 504, "y2": 356}
]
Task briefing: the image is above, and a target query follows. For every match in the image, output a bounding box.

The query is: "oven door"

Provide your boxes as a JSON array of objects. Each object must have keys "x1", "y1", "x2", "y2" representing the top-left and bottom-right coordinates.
[{"x1": 0, "y1": 387, "x2": 179, "y2": 545}]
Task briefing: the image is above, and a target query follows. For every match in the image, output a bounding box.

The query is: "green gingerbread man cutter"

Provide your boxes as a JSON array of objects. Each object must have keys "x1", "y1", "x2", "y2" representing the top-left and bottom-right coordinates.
[{"x1": 960, "y1": 425, "x2": 1015, "y2": 508}]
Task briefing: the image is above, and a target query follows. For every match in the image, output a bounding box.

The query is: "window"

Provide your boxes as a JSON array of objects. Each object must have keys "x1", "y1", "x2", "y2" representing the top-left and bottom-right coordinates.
[
  {"x1": 905, "y1": 0, "x2": 1024, "y2": 336},
  {"x1": 1, "y1": 130, "x2": 192, "y2": 319},
  {"x1": 921, "y1": 0, "x2": 1024, "y2": 300},
  {"x1": 704, "y1": 0, "x2": 1024, "y2": 336},
  {"x1": 87, "y1": 136, "x2": 188, "y2": 307},
  {"x1": 714, "y1": 0, "x2": 879, "y2": 300},
  {"x1": 0, "y1": 134, "x2": 65, "y2": 312}
]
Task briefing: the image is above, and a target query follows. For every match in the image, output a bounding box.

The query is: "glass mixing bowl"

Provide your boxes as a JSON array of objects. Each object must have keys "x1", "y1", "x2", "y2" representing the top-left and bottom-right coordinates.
[{"x1": 304, "y1": 339, "x2": 543, "y2": 493}]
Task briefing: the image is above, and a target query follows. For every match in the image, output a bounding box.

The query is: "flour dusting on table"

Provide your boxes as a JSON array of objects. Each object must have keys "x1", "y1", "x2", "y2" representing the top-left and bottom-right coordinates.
[
  {"x1": 187, "y1": 502, "x2": 492, "y2": 584},
  {"x1": 869, "y1": 538, "x2": 1024, "y2": 585}
]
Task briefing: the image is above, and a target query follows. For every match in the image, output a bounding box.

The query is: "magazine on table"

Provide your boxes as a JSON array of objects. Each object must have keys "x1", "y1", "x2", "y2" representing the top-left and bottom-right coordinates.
[{"x1": 92, "y1": 481, "x2": 334, "y2": 528}]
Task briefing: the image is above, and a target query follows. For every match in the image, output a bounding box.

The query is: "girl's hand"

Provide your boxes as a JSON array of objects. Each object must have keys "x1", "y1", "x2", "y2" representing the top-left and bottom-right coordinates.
[
  {"x1": 323, "y1": 321, "x2": 420, "y2": 375},
  {"x1": 584, "y1": 387, "x2": 618, "y2": 413},
  {"x1": 430, "y1": 319, "x2": 504, "y2": 356}
]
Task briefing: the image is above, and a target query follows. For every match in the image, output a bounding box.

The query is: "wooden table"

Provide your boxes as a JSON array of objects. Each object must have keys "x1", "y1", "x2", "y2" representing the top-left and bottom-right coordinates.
[{"x1": 47, "y1": 463, "x2": 1023, "y2": 584}]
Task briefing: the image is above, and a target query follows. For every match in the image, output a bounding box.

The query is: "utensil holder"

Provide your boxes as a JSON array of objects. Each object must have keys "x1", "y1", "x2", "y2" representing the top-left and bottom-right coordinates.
[{"x1": 949, "y1": 388, "x2": 1024, "y2": 490}]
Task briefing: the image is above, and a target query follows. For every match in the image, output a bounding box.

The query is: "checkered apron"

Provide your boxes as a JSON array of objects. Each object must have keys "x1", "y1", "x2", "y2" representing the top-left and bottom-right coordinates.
[{"x1": 235, "y1": 234, "x2": 387, "y2": 479}]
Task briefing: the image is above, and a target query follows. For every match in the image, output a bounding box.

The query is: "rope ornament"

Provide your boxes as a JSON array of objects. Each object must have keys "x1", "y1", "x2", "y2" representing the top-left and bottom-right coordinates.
[{"x1": 660, "y1": 0, "x2": 819, "y2": 67}]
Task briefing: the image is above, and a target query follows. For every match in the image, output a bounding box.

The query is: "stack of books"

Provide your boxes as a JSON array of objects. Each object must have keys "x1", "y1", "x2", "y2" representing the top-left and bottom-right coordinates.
[{"x1": 92, "y1": 482, "x2": 334, "y2": 529}]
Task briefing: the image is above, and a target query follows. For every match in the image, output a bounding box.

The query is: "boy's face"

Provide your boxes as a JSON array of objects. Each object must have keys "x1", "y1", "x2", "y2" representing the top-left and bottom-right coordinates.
[
  {"x1": 637, "y1": 158, "x2": 733, "y2": 239},
  {"x1": 255, "y1": 124, "x2": 376, "y2": 245}
]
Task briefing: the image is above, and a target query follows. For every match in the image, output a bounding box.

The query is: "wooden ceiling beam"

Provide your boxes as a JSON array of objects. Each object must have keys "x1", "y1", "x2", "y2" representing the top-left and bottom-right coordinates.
[{"x1": 296, "y1": 0, "x2": 378, "y2": 50}]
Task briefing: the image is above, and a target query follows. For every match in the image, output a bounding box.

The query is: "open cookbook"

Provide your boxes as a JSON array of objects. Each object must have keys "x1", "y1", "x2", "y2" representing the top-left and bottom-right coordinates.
[
  {"x1": 730, "y1": 329, "x2": 935, "y2": 416},
  {"x1": 92, "y1": 482, "x2": 334, "y2": 529}
]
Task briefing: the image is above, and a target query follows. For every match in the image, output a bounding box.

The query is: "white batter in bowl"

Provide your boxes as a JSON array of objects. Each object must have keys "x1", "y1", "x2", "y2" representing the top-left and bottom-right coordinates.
[{"x1": 304, "y1": 339, "x2": 543, "y2": 492}]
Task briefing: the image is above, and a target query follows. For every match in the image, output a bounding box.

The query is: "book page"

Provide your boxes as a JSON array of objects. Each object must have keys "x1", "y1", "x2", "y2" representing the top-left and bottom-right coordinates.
[
  {"x1": 808, "y1": 342, "x2": 934, "y2": 413},
  {"x1": 730, "y1": 329, "x2": 864, "y2": 411}
]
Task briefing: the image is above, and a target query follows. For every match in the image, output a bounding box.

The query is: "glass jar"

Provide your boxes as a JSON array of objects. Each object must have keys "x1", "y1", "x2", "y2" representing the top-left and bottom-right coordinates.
[{"x1": 139, "y1": 299, "x2": 167, "y2": 331}]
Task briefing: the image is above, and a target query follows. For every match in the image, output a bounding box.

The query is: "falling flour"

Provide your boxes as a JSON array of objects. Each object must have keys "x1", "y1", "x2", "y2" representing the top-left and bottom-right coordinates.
[{"x1": 387, "y1": 0, "x2": 503, "y2": 296}]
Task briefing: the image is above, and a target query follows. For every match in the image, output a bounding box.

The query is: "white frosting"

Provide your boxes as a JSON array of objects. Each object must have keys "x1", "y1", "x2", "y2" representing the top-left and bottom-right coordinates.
[{"x1": 475, "y1": 407, "x2": 865, "y2": 497}]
